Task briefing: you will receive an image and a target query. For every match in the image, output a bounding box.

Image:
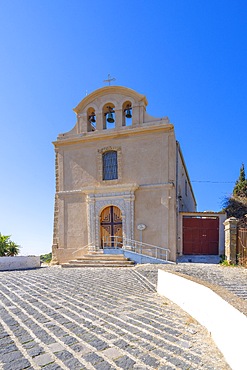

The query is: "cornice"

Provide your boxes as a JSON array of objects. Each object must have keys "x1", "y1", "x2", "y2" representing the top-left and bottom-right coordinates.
[
  {"x1": 139, "y1": 182, "x2": 174, "y2": 190},
  {"x1": 57, "y1": 183, "x2": 139, "y2": 197},
  {"x1": 53, "y1": 123, "x2": 174, "y2": 147},
  {"x1": 180, "y1": 211, "x2": 226, "y2": 215},
  {"x1": 83, "y1": 183, "x2": 139, "y2": 195}
]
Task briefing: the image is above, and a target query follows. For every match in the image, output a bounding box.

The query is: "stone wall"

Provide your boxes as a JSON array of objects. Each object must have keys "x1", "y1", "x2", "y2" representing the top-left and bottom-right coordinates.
[{"x1": 0, "y1": 256, "x2": 40, "y2": 271}]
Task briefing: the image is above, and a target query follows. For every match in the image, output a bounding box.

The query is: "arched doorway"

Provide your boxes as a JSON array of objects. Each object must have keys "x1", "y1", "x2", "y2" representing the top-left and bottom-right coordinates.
[{"x1": 100, "y1": 206, "x2": 122, "y2": 248}]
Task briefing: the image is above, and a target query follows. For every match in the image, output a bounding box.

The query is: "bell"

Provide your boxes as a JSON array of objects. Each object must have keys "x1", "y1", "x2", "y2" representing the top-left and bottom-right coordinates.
[
  {"x1": 125, "y1": 109, "x2": 132, "y2": 118},
  {"x1": 89, "y1": 114, "x2": 96, "y2": 123},
  {"x1": 106, "y1": 112, "x2": 114, "y2": 123}
]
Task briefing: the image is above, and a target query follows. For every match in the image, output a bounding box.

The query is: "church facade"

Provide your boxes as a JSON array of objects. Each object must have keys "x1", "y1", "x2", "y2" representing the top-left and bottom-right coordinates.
[{"x1": 52, "y1": 86, "x2": 196, "y2": 264}]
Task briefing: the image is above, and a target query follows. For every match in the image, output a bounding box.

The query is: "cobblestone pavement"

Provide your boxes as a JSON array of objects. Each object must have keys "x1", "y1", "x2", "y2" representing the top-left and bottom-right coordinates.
[
  {"x1": 0, "y1": 267, "x2": 230, "y2": 370},
  {"x1": 135, "y1": 263, "x2": 247, "y2": 315}
]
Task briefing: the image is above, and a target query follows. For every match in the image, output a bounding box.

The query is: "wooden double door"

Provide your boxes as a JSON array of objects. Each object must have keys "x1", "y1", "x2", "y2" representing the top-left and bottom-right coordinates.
[
  {"x1": 183, "y1": 217, "x2": 219, "y2": 255},
  {"x1": 100, "y1": 206, "x2": 123, "y2": 248}
]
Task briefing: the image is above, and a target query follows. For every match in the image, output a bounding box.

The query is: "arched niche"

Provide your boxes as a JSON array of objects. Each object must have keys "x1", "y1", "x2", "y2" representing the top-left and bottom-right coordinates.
[
  {"x1": 103, "y1": 103, "x2": 116, "y2": 129},
  {"x1": 87, "y1": 107, "x2": 96, "y2": 132},
  {"x1": 122, "y1": 101, "x2": 132, "y2": 126}
]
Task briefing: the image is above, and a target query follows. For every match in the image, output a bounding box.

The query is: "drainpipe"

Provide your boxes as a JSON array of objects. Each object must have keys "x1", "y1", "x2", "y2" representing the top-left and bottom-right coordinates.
[{"x1": 175, "y1": 141, "x2": 179, "y2": 263}]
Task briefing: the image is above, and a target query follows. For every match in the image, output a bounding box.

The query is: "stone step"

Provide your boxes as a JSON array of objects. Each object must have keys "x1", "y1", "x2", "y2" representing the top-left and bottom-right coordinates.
[
  {"x1": 61, "y1": 252, "x2": 135, "y2": 268},
  {"x1": 76, "y1": 255, "x2": 127, "y2": 261},
  {"x1": 61, "y1": 265, "x2": 134, "y2": 268},
  {"x1": 67, "y1": 259, "x2": 134, "y2": 265},
  {"x1": 88, "y1": 250, "x2": 104, "y2": 254},
  {"x1": 61, "y1": 261, "x2": 134, "y2": 268}
]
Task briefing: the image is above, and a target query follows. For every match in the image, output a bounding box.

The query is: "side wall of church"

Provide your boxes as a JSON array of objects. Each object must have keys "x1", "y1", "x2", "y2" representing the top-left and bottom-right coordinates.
[{"x1": 177, "y1": 147, "x2": 197, "y2": 212}]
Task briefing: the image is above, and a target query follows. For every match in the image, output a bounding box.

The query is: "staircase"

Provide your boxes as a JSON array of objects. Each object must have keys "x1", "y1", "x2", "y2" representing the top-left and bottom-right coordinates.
[{"x1": 61, "y1": 251, "x2": 135, "y2": 268}]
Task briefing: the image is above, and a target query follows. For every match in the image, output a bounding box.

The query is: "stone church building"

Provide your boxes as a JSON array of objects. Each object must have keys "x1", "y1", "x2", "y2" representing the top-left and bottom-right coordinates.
[{"x1": 52, "y1": 85, "x2": 199, "y2": 264}]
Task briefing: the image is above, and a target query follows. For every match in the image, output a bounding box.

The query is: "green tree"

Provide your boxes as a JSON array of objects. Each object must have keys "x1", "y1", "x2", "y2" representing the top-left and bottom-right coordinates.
[
  {"x1": 6, "y1": 241, "x2": 20, "y2": 256},
  {"x1": 0, "y1": 233, "x2": 20, "y2": 257},
  {"x1": 40, "y1": 252, "x2": 52, "y2": 263},
  {"x1": 223, "y1": 196, "x2": 247, "y2": 219},
  {"x1": 223, "y1": 164, "x2": 247, "y2": 219},
  {"x1": 0, "y1": 233, "x2": 10, "y2": 257},
  {"x1": 233, "y1": 163, "x2": 247, "y2": 198}
]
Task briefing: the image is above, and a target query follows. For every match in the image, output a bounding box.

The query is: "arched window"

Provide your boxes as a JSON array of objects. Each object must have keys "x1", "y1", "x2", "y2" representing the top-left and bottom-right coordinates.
[{"x1": 102, "y1": 151, "x2": 118, "y2": 180}]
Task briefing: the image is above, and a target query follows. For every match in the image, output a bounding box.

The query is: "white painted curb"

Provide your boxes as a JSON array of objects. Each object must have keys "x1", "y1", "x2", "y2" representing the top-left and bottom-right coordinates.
[
  {"x1": 0, "y1": 256, "x2": 40, "y2": 271},
  {"x1": 157, "y1": 269, "x2": 247, "y2": 370}
]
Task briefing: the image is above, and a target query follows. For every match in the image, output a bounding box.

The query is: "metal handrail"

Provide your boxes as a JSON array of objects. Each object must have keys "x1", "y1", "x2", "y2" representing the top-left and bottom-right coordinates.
[
  {"x1": 72, "y1": 242, "x2": 94, "y2": 255},
  {"x1": 125, "y1": 238, "x2": 170, "y2": 252},
  {"x1": 102, "y1": 236, "x2": 123, "y2": 249},
  {"x1": 102, "y1": 236, "x2": 170, "y2": 261}
]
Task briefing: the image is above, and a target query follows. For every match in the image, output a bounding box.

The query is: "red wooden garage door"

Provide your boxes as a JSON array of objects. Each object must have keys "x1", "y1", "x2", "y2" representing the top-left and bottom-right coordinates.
[{"x1": 183, "y1": 217, "x2": 219, "y2": 255}]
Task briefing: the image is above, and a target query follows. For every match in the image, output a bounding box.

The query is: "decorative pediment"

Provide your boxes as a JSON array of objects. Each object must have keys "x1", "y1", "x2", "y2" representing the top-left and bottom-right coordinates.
[
  {"x1": 55, "y1": 85, "x2": 171, "y2": 140},
  {"x1": 73, "y1": 86, "x2": 148, "y2": 114}
]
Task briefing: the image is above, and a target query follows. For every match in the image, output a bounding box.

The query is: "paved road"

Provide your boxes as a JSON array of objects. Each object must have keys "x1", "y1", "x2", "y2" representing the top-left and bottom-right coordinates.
[
  {"x1": 135, "y1": 263, "x2": 247, "y2": 316},
  {"x1": 0, "y1": 266, "x2": 230, "y2": 370},
  {"x1": 156, "y1": 263, "x2": 247, "y2": 300}
]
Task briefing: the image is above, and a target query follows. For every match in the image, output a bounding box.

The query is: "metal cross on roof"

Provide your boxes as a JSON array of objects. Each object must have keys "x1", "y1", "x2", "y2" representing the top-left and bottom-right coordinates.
[{"x1": 103, "y1": 74, "x2": 116, "y2": 86}]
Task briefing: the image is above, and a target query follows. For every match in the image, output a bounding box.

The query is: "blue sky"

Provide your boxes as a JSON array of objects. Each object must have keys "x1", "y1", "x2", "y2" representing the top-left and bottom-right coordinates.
[{"x1": 0, "y1": 0, "x2": 246, "y2": 256}]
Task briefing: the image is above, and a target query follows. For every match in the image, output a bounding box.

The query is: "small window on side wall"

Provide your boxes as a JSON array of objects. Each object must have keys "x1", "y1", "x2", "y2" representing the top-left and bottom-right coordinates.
[{"x1": 103, "y1": 151, "x2": 118, "y2": 180}]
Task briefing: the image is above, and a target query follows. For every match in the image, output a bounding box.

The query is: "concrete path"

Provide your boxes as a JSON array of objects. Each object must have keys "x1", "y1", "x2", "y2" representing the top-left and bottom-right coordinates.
[{"x1": 0, "y1": 266, "x2": 230, "y2": 369}]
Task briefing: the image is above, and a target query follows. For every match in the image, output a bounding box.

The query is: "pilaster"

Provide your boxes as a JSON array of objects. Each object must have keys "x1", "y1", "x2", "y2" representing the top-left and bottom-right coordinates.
[{"x1": 223, "y1": 217, "x2": 239, "y2": 264}]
